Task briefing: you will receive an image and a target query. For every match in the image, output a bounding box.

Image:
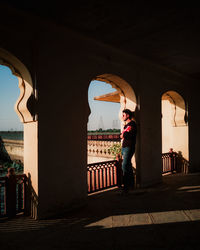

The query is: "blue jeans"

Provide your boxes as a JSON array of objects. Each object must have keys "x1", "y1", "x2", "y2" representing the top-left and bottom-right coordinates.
[{"x1": 122, "y1": 147, "x2": 135, "y2": 190}]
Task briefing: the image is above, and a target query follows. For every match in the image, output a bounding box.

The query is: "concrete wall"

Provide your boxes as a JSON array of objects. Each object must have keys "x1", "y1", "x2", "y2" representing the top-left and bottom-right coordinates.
[
  {"x1": 88, "y1": 156, "x2": 113, "y2": 164},
  {"x1": 162, "y1": 99, "x2": 189, "y2": 159},
  {"x1": 3, "y1": 139, "x2": 23, "y2": 162},
  {"x1": 0, "y1": 5, "x2": 199, "y2": 218}
]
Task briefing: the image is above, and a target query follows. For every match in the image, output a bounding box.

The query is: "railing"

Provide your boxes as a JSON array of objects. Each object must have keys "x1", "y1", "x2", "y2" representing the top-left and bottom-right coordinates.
[
  {"x1": 87, "y1": 160, "x2": 122, "y2": 193},
  {"x1": 162, "y1": 151, "x2": 189, "y2": 174},
  {"x1": 88, "y1": 134, "x2": 120, "y2": 141},
  {"x1": 0, "y1": 150, "x2": 189, "y2": 216},
  {"x1": 87, "y1": 150, "x2": 189, "y2": 194},
  {"x1": 162, "y1": 152, "x2": 177, "y2": 173},
  {"x1": 0, "y1": 174, "x2": 27, "y2": 218}
]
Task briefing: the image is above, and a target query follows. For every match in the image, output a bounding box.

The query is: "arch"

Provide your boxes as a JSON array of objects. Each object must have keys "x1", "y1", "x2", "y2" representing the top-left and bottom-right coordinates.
[
  {"x1": 0, "y1": 48, "x2": 36, "y2": 122},
  {"x1": 161, "y1": 90, "x2": 189, "y2": 160},
  {"x1": 94, "y1": 74, "x2": 137, "y2": 112},
  {"x1": 88, "y1": 73, "x2": 138, "y2": 184},
  {"x1": 0, "y1": 48, "x2": 38, "y2": 217},
  {"x1": 162, "y1": 90, "x2": 187, "y2": 127}
]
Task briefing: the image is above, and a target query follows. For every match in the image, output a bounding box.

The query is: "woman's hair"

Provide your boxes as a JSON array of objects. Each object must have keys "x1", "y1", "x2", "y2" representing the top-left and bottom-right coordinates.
[
  {"x1": 7, "y1": 167, "x2": 15, "y2": 176},
  {"x1": 122, "y1": 109, "x2": 135, "y2": 119}
]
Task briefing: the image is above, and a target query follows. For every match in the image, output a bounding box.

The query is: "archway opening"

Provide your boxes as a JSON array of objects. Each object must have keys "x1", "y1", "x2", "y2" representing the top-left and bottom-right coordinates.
[
  {"x1": 0, "y1": 48, "x2": 38, "y2": 218},
  {"x1": 87, "y1": 74, "x2": 137, "y2": 192},
  {"x1": 161, "y1": 90, "x2": 189, "y2": 172},
  {"x1": 88, "y1": 80, "x2": 121, "y2": 163},
  {"x1": 0, "y1": 65, "x2": 24, "y2": 175}
]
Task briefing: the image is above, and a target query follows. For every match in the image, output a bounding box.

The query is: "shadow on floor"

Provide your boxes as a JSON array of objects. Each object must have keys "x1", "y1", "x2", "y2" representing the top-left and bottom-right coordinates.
[{"x1": 0, "y1": 173, "x2": 200, "y2": 250}]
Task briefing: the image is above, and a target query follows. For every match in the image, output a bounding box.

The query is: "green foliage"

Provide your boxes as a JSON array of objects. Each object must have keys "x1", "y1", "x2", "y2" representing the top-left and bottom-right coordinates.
[
  {"x1": 109, "y1": 143, "x2": 122, "y2": 159},
  {"x1": 0, "y1": 160, "x2": 24, "y2": 176}
]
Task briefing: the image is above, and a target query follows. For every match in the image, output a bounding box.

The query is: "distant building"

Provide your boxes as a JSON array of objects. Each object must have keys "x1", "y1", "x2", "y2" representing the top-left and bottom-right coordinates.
[{"x1": 98, "y1": 116, "x2": 104, "y2": 130}]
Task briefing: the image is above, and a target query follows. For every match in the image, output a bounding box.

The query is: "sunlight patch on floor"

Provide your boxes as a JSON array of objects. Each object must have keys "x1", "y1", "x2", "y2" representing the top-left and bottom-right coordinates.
[{"x1": 85, "y1": 209, "x2": 200, "y2": 229}]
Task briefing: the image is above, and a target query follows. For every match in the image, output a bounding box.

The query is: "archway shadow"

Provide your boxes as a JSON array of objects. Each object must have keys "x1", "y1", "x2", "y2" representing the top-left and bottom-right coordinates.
[
  {"x1": 176, "y1": 151, "x2": 189, "y2": 174},
  {"x1": 25, "y1": 173, "x2": 38, "y2": 219}
]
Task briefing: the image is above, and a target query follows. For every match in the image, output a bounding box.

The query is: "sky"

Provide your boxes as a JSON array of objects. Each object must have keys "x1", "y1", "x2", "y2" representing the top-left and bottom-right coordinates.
[
  {"x1": 88, "y1": 80, "x2": 121, "y2": 130},
  {"x1": 0, "y1": 65, "x2": 120, "y2": 131},
  {"x1": 0, "y1": 65, "x2": 23, "y2": 131}
]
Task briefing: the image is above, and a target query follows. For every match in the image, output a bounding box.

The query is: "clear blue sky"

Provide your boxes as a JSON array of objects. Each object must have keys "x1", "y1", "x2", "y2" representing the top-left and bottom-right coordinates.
[
  {"x1": 88, "y1": 80, "x2": 120, "y2": 130},
  {"x1": 0, "y1": 65, "x2": 23, "y2": 131},
  {"x1": 0, "y1": 65, "x2": 120, "y2": 131}
]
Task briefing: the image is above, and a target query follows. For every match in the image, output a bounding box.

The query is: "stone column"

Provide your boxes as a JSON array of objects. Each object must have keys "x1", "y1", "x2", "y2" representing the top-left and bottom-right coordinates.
[{"x1": 137, "y1": 74, "x2": 162, "y2": 187}]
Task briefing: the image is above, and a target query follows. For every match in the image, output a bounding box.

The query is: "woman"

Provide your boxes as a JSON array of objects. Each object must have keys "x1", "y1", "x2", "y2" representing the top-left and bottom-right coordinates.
[
  {"x1": 120, "y1": 109, "x2": 137, "y2": 193},
  {"x1": 5, "y1": 167, "x2": 17, "y2": 218}
]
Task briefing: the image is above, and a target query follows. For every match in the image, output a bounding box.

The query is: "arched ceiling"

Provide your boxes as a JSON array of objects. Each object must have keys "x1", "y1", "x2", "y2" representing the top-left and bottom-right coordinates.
[{"x1": 2, "y1": 1, "x2": 200, "y2": 80}]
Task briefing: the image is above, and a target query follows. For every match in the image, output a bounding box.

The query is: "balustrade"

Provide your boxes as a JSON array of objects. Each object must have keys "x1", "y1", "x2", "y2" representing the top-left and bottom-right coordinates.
[
  {"x1": 87, "y1": 150, "x2": 189, "y2": 194},
  {"x1": 87, "y1": 140, "x2": 121, "y2": 158},
  {"x1": 0, "y1": 174, "x2": 27, "y2": 218},
  {"x1": 87, "y1": 160, "x2": 122, "y2": 193},
  {"x1": 162, "y1": 151, "x2": 189, "y2": 174},
  {"x1": 162, "y1": 152, "x2": 176, "y2": 173}
]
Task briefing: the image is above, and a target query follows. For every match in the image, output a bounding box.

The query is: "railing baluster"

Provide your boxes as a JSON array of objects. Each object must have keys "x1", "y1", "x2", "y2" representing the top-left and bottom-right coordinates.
[
  {"x1": 96, "y1": 167, "x2": 99, "y2": 190},
  {"x1": 112, "y1": 163, "x2": 115, "y2": 185},
  {"x1": 103, "y1": 167, "x2": 106, "y2": 188},
  {"x1": 23, "y1": 177, "x2": 26, "y2": 211},
  {"x1": 0, "y1": 183, "x2": 3, "y2": 216},
  {"x1": 110, "y1": 165, "x2": 112, "y2": 185},
  {"x1": 100, "y1": 168, "x2": 103, "y2": 189},
  {"x1": 17, "y1": 183, "x2": 22, "y2": 212},
  {"x1": 110, "y1": 164, "x2": 113, "y2": 186},
  {"x1": 92, "y1": 169, "x2": 95, "y2": 192},
  {"x1": 87, "y1": 160, "x2": 119, "y2": 193},
  {"x1": 114, "y1": 165, "x2": 117, "y2": 185},
  {"x1": 107, "y1": 167, "x2": 110, "y2": 187},
  {"x1": 87, "y1": 170, "x2": 90, "y2": 193}
]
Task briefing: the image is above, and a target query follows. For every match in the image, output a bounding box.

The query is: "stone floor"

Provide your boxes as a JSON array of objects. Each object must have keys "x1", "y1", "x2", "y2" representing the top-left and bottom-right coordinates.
[{"x1": 1, "y1": 173, "x2": 200, "y2": 250}]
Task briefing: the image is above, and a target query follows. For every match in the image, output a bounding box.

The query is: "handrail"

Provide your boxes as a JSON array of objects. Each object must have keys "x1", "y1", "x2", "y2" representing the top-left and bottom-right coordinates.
[
  {"x1": 88, "y1": 134, "x2": 120, "y2": 141},
  {"x1": 87, "y1": 159, "x2": 117, "y2": 167}
]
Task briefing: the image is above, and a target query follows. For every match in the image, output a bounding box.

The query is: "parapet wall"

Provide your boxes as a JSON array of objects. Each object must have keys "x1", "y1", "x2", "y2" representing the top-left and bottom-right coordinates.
[
  {"x1": 3, "y1": 139, "x2": 118, "y2": 164},
  {"x1": 88, "y1": 140, "x2": 120, "y2": 158},
  {"x1": 3, "y1": 139, "x2": 24, "y2": 162}
]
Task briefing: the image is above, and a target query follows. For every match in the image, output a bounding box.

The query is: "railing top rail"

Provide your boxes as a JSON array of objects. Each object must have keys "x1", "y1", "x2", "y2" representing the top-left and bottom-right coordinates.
[
  {"x1": 0, "y1": 173, "x2": 26, "y2": 181},
  {"x1": 87, "y1": 160, "x2": 117, "y2": 167},
  {"x1": 162, "y1": 151, "x2": 177, "y2": 154},
  {"x1": 162, "y1": 151, "x2": 189, "y2": 162},
  {"x1": 88, "y1": 134, "x2": 121, "y2": 141}
]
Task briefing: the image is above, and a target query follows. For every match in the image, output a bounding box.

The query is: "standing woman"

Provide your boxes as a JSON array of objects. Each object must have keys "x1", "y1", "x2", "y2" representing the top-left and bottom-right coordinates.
[
  {"x1": 5, "y1": 167, "x2": 17, "y2": 218},
  {"x1": 120, "y1": 109, "x2": 137, "y2": 193}
]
